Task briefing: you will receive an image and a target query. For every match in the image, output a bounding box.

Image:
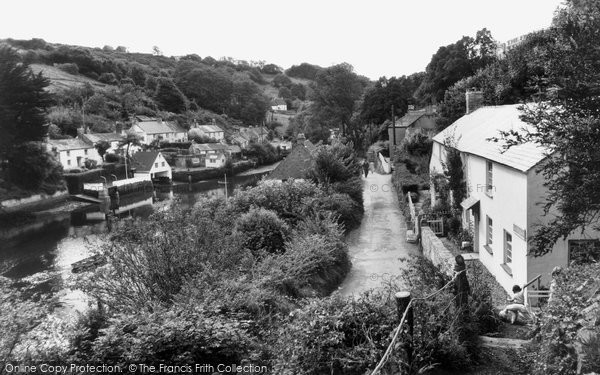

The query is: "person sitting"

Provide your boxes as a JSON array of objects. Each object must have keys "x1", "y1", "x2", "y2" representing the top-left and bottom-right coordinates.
[{"x1": 501, "y1": 285, "x2": 533, "y2": 324}]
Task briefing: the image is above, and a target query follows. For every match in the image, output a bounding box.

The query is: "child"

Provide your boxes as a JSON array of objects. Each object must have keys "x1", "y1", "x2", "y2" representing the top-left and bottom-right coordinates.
[{"x1": 502, "y1": 285, "x2": 532, "y2": 324}]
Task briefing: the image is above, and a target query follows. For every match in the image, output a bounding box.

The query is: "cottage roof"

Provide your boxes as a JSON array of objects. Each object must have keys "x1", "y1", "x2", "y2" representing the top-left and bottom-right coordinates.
[
  {"x1": 82, "y1": 132, "x2": 123, "y2": 144},
  {"x1": 189, "y1": 143, "x2": 228, "y2": 152},
  {"x1": 135, "y1": 120, "x2": 185, "y2": 135},
  {"x1": 48, "y1": 138, "x2": 94, "y2": 151},
  {"x1": 227, "y1": 145, "x2": 242, "y2": 153},
  {"x1": 267, "y1": 144, "x2": 315, "y2": 180},
  {"x1": 271, "y1": 98, "x2": 287, "y2": 106},
  {"x1": 130, "y1": 151, "x2": 162, "y2": 172},
  {"x1": 195, "y1": 124, "x2": 224, "y2": 133},
  {"x1": 432, "y1": 104, "x2": 549, "y2": 172}
]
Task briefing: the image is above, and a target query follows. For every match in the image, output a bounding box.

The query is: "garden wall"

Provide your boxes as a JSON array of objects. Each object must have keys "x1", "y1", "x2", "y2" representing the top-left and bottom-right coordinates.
[{"x1": 421, "y1": 226, "x2": 455, "y2": 277}]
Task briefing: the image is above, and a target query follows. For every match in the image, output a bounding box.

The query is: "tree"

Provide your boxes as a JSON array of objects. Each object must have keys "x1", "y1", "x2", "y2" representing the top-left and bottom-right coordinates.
[
  {"x1": 0, "y1": 46, "x2": 52, "y2": 160},
  {"x1": 95, "y1": 140, "x2": 111, "y2": 161},
  {"x1": 152, "y1": 46, "x2": 162, "y2": 56},
  {"x1": 119, "y1": 130, "x2": 142, "y2": 178},
  {"x1": 154, "y1": 77, "x2": 187, "y2": 113},
  {"x1": 310, "y1": 63, "x2": 366, "y2": 137},
  {"x1": 8, "y1": 142, "x2": 63, "y2": 191},
  {"x1": 498, "y1": 0, "x2": 600, "y2": 256}
]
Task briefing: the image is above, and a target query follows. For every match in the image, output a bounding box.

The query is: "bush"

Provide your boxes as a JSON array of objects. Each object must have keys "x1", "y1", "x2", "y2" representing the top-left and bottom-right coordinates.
[
  {"x1": 84, "y1": 159, "x2": 98, "y2": 169},
  {"x1": 234, "y1": 207, "x2": 289, "y2": 255},
  {"x1": 404, "y1": 132, "x2": 433, "y2": 156},
  {"x1": 104, "y1": 153, "x2": 123, "y2": 163},
  {"x1": 7, "y1": 142, "x2": 64, "y2": 192}
]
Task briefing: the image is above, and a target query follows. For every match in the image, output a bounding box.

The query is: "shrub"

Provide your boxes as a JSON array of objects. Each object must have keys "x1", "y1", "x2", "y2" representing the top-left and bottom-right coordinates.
[
  {"x1": 7, "y1": 142, "x2": 64, "y2": 192},
  {"x1": 104, "y1": 153, "x2": 122, "y2": 163},
  {"x1": 404, "y1": 132, "x2": 432, "y2": 156},
  {"x1": 84, "y1": 159, "x2": 98, "y2": 169},
  {"x1": 234, "y1": 207, "x2": 289, "y2": 255}
]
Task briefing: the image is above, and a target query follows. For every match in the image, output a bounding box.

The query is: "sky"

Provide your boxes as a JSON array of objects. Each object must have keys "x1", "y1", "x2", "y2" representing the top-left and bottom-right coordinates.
[{"x1": 1, "y1": 0, "x2": 565, "y2": 80}]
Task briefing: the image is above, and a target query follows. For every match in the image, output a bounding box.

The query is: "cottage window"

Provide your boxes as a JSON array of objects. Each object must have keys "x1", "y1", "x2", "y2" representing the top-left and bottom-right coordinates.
[
  {"x1": 486, "y1": 160, "x2": 493, "y2": 196},
  {"x1": 67, "y1": 150, "x2": 70, "y2": 157},
  {"x1": 162, "y1": 162, "x2": 165, "y2": 167},
  {"x1": 84, "y1": 149, "x2": 88, "y2": 155},
  {"x1": 67, "y1": 160, "x2": 71, "y2": 166},
  {"x1": 504, "y1": 230, "x2": 512, "y2": 264},
  {"x1": 155, "y1": 162, "x2": 158, "y2": 168},
  {"x1": 484, "y1": 216, "x2": 493, "y2": 254}
]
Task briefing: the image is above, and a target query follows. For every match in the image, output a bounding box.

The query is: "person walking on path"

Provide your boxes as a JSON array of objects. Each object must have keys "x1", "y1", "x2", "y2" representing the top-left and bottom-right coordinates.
[{"x1": 362, "y1": 159, "x2": 370, "y2": 178}]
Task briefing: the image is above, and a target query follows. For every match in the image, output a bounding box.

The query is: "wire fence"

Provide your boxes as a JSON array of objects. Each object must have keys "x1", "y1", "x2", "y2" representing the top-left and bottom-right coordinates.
[{"x1": 370, "y1": 269, "x2": 465, "y2": 375}]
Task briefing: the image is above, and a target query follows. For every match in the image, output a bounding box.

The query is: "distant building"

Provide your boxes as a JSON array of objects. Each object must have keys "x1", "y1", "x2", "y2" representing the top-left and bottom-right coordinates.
[
  {"x1": 130, "y1": 151, "x2": 172, "y2": 180},
  {"x1": 496, "y1": 29, "x2": 544, "y2": 57},
  {"x1": 238, "y1": 126, "x2": 268, "y2": 144},
  {"x1": 206, "y1": 151, "x2": 228, "y2": 168},
  {"x1": 388, "y1": 106, "x2": 437, "y2": 154},
  {"x1": 188, "y1": 143, "x2": 230, "y2": 156},
  {"x1": 47, "y1": 138, "x2": 102, "y2": 169},
  {"x1": 270, "y1": 98, "x2": 288, "y2": 111},
  {"x1": 130, "y1": 117, "x2": 187, "y2": 144},
  {"x1": 190, "y1": 124, "x2": 225, "y2": 141}
]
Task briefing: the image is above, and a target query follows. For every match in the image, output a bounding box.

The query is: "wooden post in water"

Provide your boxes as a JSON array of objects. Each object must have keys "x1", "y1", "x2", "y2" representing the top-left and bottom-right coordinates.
[{"x1": 395, "y1": 291, "x2": 413, "y2": 367}]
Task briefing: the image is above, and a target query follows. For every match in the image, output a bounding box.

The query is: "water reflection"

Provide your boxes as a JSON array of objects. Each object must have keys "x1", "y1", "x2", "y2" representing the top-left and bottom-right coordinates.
[{"x1": 0, "y1": 171, "x2": 269, "y2": 315}]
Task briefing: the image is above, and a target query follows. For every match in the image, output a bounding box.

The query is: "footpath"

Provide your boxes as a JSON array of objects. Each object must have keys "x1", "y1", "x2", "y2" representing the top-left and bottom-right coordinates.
[{"x1": 338, "y1": 171, "x2": 419, "y2": 296}]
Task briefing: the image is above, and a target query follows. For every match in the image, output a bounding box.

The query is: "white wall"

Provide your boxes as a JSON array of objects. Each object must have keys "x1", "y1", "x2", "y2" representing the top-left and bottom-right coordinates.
[
  {"x1": 467, "y1": 155, "x2": 529, "y2": 294},
  {"x1": 58, "y1": 148, "x2": 102, "y2": 169}
]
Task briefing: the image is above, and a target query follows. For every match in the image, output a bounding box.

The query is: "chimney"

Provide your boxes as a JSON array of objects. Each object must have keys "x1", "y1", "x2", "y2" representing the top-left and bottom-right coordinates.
[
  {"x1": 115, "y1": 122, "x2": 123, "y2": 135},
  {"x1": 466, "y1": 89, "x2": 484, "y2": 114},
  {"x1": 76, "y1": 127, "x2": 84, "y2": 138}
]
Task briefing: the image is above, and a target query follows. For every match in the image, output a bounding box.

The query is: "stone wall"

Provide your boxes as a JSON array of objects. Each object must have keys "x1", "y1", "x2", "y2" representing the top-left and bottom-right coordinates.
[
  {"x1": 421, "y1": 226, "x2": 455, "y2": 276},
  {"x1": 0, "y1": 190, "x2": 69, "y2": 212}
]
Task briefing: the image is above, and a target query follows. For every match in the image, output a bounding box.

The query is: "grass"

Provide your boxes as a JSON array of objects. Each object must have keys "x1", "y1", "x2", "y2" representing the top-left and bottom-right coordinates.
[{"x1": 29, "y1": 64, "x2": 108, "y2": 92}]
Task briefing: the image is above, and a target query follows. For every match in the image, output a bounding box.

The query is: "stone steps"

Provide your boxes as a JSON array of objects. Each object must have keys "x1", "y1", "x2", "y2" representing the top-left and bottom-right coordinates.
[{"x1": 478, "y1": 335, "x2": 531, "y2": 349}]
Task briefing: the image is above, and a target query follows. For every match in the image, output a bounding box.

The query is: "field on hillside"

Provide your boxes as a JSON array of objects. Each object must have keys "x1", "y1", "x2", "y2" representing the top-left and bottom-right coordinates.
[{"x1": 30, "y1": 64, "x2": 107, "y2": 92}]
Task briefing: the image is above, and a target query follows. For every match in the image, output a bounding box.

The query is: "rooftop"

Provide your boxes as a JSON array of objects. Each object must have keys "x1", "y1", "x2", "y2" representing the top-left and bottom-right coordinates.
[
  {"x1": 48, "y1": 138, "x2": 94, "y2": 151},
  {"x1": 194, "y1": 124, "x2": 224, "y2": 133},
  {"x1": 130, "y1": 151, "x2": 162, "y2": 172},
  {"x1": 432, "y1": 104, "x2": 549, "y2": 172},
  {"x1": 134, "y1": 120, "x2": 186, "y2": 135},
  {"x1": 267, "y1": 144, "x2": 315, "y2": 180}
]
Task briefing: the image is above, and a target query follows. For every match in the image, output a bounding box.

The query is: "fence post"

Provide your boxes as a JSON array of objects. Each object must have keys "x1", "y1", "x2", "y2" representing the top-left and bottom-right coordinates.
[{"x1": 395, "y1": 291, "x2": 413, "y2": 367}]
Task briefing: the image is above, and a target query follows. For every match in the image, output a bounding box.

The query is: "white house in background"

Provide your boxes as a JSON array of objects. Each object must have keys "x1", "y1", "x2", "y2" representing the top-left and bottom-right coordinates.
[
  {"x1": 81, "y1": 132, "x2": 124, "y2": 155},
  {"x1": 429, "y1": 104, "x2": 600, "y2": 295},
  {"x1": 191, "y1": 124, "x2": 225, "y2": 141},
  {"x1": 130, "y1": 117, "x2": 187, "y2": 144},
  {"x1": 271, "y1": 98, "x2": 287, "y2": 111},
  {"x1": 130, "y1": 151, "x2": 172, "y2": 180},
  {"x1": 206, "y1": 151, "x2": 227, "y2": 168},
  {"x1": 47, "y1": 138, "x2": 102, "y2": 169}
]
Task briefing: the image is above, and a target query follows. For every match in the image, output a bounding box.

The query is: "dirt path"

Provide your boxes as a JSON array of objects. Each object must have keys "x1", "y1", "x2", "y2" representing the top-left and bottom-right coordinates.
[{"x1": 337, "y1": 171, "x2": 419, "y2": 296}]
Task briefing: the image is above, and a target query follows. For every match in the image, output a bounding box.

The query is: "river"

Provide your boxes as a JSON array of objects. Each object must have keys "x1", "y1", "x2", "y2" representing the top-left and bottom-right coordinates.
[{"x1": 0, "y1": 170, "x2": 271, "y2": 319}]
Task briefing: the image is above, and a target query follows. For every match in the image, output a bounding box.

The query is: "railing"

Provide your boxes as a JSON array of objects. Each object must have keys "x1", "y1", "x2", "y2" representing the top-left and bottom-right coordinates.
[
  {"x1": 370, "y1": 270, "x2": 466, "y2": 375},
  {"x1": 524, "y1": 274, "x2": 551, "y2": 308}
]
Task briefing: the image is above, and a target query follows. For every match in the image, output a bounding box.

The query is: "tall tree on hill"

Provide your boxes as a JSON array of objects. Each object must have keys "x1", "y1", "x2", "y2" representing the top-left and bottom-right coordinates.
[
  {"x1": 310, "y1": 63, "x2": 366, "y2": 137},
  {"x1": 0, "y1": 46, "x2": 52, "y2": 160},
  {"x1": 360, "y1": 73, "x2": 425, "y2": 125},
  {"x1": 416, "y1": 29, "x2": 497, "y2": 103},
  {"x1": 499, "y1": 0, "x2": 600, "y2": 256},
  {"x1": 154, "y1": 77, "x2": 188, "y2": 113}
]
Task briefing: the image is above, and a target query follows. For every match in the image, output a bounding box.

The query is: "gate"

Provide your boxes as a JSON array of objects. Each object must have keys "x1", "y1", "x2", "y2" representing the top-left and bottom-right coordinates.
[{"x1": 427, "y1": 218, "x2": 444, "y2": 235}]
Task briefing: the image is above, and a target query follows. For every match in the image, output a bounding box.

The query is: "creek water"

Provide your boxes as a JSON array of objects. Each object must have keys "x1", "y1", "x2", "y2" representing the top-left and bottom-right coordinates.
[{"x1": 0, "y1": 171, "x2": 270, "y2": 318}]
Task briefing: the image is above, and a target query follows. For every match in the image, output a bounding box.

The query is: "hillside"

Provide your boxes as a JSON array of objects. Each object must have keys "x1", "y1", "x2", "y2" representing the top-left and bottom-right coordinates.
[
  {"x1": 1, "y1": 38, "x2": 318, "y2": 138},
  {"x1": 29, "y1": 64, "x2": 107, "y2": 92}
]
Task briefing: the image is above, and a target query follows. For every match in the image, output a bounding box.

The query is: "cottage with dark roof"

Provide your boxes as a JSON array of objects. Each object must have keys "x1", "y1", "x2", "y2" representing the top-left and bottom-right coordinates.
[
  {"x1": 267, "y1": 134, "x2": 317, "y2": 181},
  {"x1": 130, "y1": 118, "x2": 187, "y2": 144},
  {"x1": 270, "y1": 98, "x2": 287, "y2": 111},
  {"x1": 430, "y1": 104, "x2": 600, "y2": 296},
  {"x1": 388, "y1": 106, "x2": 437, "y2": 149},
  {"x1": 130, "y1": 151, "x2": 172, "y2": 180}
]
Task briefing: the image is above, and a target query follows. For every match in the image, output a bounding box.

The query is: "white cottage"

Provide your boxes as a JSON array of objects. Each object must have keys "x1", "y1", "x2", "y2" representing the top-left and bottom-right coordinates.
[
  {"x1": 130, "y1": 151, "x2": 172, "y2": 180},
  {"x1": 130, "y1": 117, "x2": 187, "y2": 145},
  {"x1": 429, "y1": 104, "x2": 600, "y2": 294},
  {"x1": 47, "y1": 138, "x2": 102, "y2": 169}
]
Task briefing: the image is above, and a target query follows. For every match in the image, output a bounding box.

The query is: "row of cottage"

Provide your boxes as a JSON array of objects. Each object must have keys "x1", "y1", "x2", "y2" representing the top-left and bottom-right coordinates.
[
  {"x1": 269, "y1": 93, "x2": 599, "y2": 296},
  {"x1": 423, "y1": 93, "x2": 599, "y2": 295},
  {"x1": 46, "y1": 116, "x2": 291, "y2": 173}
]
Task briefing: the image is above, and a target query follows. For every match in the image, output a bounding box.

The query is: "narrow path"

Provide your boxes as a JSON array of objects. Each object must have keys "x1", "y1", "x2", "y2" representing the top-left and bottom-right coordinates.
[{"x1": 338, "y1": 171, "x2": 419, "y2": 296}]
